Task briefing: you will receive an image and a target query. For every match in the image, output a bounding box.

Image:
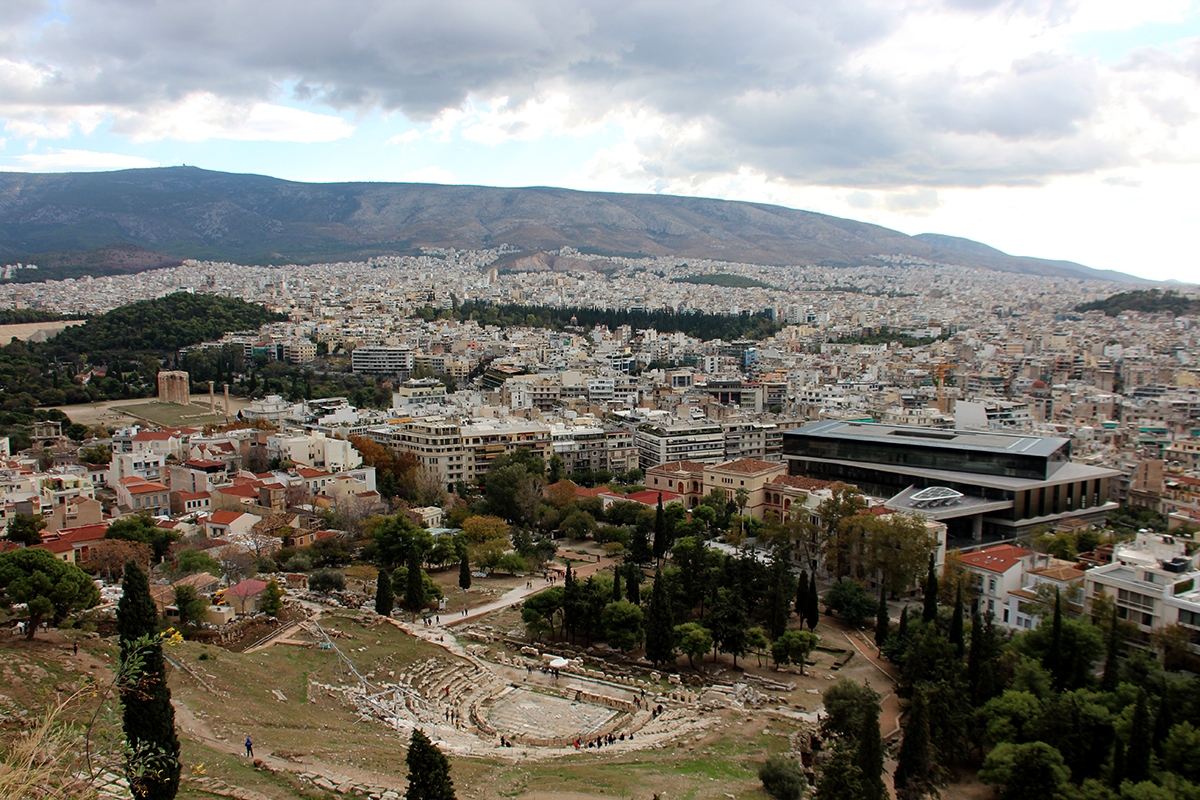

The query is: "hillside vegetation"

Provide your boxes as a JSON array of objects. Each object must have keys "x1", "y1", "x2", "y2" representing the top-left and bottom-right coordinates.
[
  {"x1": 1075, "y1": 289, "x2": 1200, "y2": 317},
  {"x1": 0, "y1": 293, "x2": 285, "y2": 415},
  {"x1": 430, "y1": 300, "x2": 783, "y2": 341},
  {"x1": 670, "y1": 273, "x2": 776, "y2": 289}
]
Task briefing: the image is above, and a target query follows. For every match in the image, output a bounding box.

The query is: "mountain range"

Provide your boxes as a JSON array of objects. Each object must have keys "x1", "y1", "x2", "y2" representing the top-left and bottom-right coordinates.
[{"x1": 0, "y1": 167, "x2": 1140, "y2": 283}]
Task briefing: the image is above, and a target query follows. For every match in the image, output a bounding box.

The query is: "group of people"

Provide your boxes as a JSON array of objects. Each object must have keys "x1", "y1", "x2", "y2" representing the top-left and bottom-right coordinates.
[
  {"x1": 573, "y1": 732, "x2": 632, "y2": 750},
  {"x1": 524, "y1": 664, "x2": 561, "y2": 680}
]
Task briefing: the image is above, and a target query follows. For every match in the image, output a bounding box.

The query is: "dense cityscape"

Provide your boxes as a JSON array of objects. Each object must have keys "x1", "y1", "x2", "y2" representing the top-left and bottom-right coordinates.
[
  {"x1": 5, "y1": 2, "x2": 1200, "y2": 800},
  {"x1": 2, "y1": 242, "x2": 1200, "y2": 799}
]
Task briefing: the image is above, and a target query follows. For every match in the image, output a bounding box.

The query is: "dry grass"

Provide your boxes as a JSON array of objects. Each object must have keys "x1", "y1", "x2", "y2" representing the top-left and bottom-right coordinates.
[{"x1": 0, "y1": 691, "x2": 97, "y2": 800}]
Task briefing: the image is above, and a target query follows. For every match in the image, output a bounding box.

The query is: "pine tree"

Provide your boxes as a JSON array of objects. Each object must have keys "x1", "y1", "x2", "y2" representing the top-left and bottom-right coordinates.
[
  {"x1": 645, "y1": 569, "x2": 676, "y2": 667},
  {"x1": 625, "y1": 561, "x2": 640, "y2": 605},
  {"x1": 458, "y1": 556, "x2": 471, "y2": 591},
  {"x1": 406, "y1": 549, "x2": 426, "y2": 612},
  {"x1": 855, "y1": 700, "x2": 885, "y2": 800},
  {"x1": 612, "y1": 565, "x2": 622, "y2": 603},
  {"x1": 894, "y1": 687, "x2": 935, "y2": 795},
  {"x1": 375, "y1": 569, "x2": 394, "y2": 616},
  {"x1": 948, "y1": 586, "x2": 964, "y2": 659},
  {"x1": 405, "y1": 728, "x2": 456, "y2": 800},
  {"x1": 1126, "y1": 688, "x2": 1151, "y2": 784},
  {"x1": 260, "y1": 579, "x2": 284, "y2": 617},
  {"x1": 874, "y1": 591, "x2": 889, "y2": 649},
  {"x1": 1100, "y1": 605, "x2": 1120, "y2": 692},
  {"x1": 118, "y1": 560, "x2": 181, "y2": 800},
  {"x1": 922, "y1": 554, "x2": 938, "y2": 623},
  {"x1": 805, "y1": 571, "x2": 820, "y2": 631},
  {"x1": 796, "y1": 569, "x2": 809, "y2": 617}
]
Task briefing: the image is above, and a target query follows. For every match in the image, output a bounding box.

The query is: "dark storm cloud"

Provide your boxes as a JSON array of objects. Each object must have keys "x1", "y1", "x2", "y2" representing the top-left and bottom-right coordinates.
[{"x1": 0, "y1": 0, "x2": 1132, "y2": 187}]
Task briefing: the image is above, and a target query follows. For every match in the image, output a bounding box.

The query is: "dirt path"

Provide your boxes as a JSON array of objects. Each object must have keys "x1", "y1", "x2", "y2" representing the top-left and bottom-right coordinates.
[
  {"x1": 173, "y1": 697, "x2": 403, "y2": 795},
  {"x1": 444, "y1": 547, "x2": 619, "y2": 627}
]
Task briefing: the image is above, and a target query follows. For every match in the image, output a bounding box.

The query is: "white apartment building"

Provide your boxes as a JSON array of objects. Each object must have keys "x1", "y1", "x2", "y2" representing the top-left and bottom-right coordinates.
[
  {"x1": 1084, "y1": 533, "x2": 1200, "y2": 649},
  {"x1": 267, "y1": 431, "x2": 363, "y2": 472},
  {"x1": 352, "y1": 345, "x2": 415, "y2": 375},
  {"x1": 635, "y1": 420, "x2": 726, "y2": 467}
]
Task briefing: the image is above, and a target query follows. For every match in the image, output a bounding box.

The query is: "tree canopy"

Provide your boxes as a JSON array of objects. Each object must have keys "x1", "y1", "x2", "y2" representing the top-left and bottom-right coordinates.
[{"x1": 0, "y1": 547, "x2": 99, "y2": 637}]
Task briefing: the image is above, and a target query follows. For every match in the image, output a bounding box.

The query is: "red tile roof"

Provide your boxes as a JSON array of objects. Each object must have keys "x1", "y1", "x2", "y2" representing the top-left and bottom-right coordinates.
[
  {"x1": 651, "y1": 460, "x2": 710, "y2": 474},
  {"x1": 208, "y1": 510, "x2": 246, "y2": 525},
  {"x1": 769, "y1": 474, "x2": 835, "y2": 491},
  {"x1": 960, "y1": 544, "x2": 1033, "y2": 574},
  {"x1": 133, "y1": 431, "x2": 177, "y2": 441},
  {"x1": 712, "y1": 458, "x2": 783, "y2": 474},
  {"x1": 623, "y1": 489, "x2": 684, "y2": 506},
  {"x1": 297, "y1": 467, "x2": 332, "y2": 478},
  {"x1": 127, "y1": 481, "x2": 168, "y2": 495}
]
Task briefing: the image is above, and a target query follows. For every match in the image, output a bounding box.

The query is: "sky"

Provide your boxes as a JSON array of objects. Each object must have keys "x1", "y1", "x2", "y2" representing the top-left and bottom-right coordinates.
[{"x1": 2, "y1": 1, "x2": 1200, "y2": 283}]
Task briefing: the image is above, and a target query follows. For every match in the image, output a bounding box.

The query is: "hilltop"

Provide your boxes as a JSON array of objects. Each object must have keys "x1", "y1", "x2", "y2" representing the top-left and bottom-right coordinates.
[
  {"x1": 0, "y1": 167, "x2": 1140, "y2": 282},
  {"x1": 1075, "y1": 288, "x2": 1200, "y2": 317}
]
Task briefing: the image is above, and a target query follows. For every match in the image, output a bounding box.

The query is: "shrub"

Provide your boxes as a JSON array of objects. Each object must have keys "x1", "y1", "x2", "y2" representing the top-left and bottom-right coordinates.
[
  {"x1": 758, "y1": 754, "x2": 807, "y2": 800},
  {"x1": 824, "y1": 579, "x2": 877, "y2": 627},
  {"x1": 309, "y1": 569, "x2": 345, "y2": 594}
]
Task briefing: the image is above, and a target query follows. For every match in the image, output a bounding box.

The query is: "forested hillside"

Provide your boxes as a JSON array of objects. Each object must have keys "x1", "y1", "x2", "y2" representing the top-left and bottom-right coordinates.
[
  {"x1": 1076, "y1": 289, "x2": 1200, "y2": 317},
  {"x1": 0, "y1": 293, "x2": 285, "y2": 410}
]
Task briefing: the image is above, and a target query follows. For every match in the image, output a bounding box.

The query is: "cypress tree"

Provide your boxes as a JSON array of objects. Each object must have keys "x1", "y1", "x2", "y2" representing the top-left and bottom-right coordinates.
[
  {"x1": 645, "y1": 569, "x2": 675, "y2": 667},
  {"x1": 631, "y1": 524, "x2": 651, "y2": 564},
  {"x1": 563, "y1": 565, "x2": 581, "y2": 643},
  {"x1": 1110, "y1": 735, "x2": 1126, "y2": 791},
  {"x1": 1152, "y1": 682, "x2": 1173, "y2": 755},
  {"x1": 948, "y1": 586, "x2": 965, "y2": 659},
  {"x1": 405, "y1": 728, "x2": 456, "y2": 800},
  {"x1": 894, "y1": 687, "x2": 934, "y2": 794},
  {"x1": 458, "y1": 556, "x2": 471, "y2": 591},
  {"x1": 967, "y1": 605, "x2": 984, "y2": 705},
  {"x1": 1127, "y1": 688, "x2": 1151, "y2": 784},
  {"x1": 1100, "y1": 606, "x2": 1120, "y2": 692},
  {"x1": 922, "y1": 554, "x2": 938, "y2": 623},
  {"x1": 625, "y1": 561, "x2": 640, "y2": 606},
  {"x1": 805, "y1": 571, "x2": 820, "y2": 631},
  {"x1": 1047, "y1": 589, "x2": 1065, "y2": 691},
  {"x1": 118, "y1": 560, "x2": 181, "y2": 800},
  {"x1": 874, "y1": 591, "x2": 889, "y2": 649},
  {"x1": 612, "y1": 565, "x2": 622, "y2": 603},
  {"x1": 767, "y1": 550, "x2": 792, "y2": 639},
  {"x1": 375, "y1": 569, "x2": 394, "y2": 617},
  {"x1": 815, "y1": 742, "x2": 863, "y2": 800},
  {"x1": 855, "y1": 701, "x2": 885, "y2": 800},
  {"x1": 897, "y1": 604, "x2": 909, "y2": 643},
  {"x1": 796, "y1": 569, "x2": 809, "y2": 617},
  {"x1": 652, "y1": 494, "x2": 668, "y2": 561},
  {"x1": 406, "y1": 549, "x2": 426, "y2": 613}
]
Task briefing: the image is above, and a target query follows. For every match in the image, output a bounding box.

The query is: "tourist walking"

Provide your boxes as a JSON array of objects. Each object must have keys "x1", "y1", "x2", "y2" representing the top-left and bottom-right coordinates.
[{"x1": 245, "y1": 736, "x2": 254, "y2": 758}]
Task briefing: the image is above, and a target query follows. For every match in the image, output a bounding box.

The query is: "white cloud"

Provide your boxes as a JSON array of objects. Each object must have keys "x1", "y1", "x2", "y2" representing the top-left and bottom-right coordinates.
[
  {"x1": 386, "y1": 130, "x2": 421, "y2": 146},
  {"x1": 114, "y1": 93, "x2": 355, "y2": 143},
  {"x1": 1, "y1": 149, "x2": 161, "y2": 171}
]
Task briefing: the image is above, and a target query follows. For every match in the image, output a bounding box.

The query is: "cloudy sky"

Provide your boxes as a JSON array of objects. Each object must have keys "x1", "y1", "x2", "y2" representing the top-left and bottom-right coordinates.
[{"x1": 2, "y1": 0, "x2": 1199, "y2": 282}]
